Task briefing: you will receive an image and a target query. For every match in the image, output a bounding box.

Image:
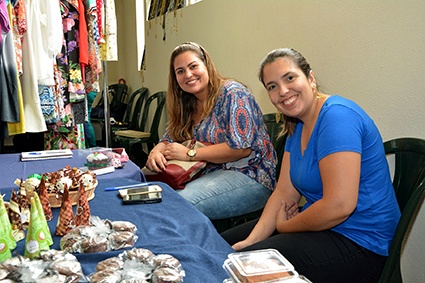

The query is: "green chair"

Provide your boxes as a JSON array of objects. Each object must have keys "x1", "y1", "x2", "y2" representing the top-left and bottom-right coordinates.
[
  {"x1": 114, "y1": 91, "x2": 166, "y2": 166},
  {"x1": 108, "y1": 83, "x2": 129, "y2": 121},
  {"x1": 263, "y1": 112, "x2": 286, "y2": 179},
  {"x1": 378, "y1": 137, "x2": 425, "y2": 283},
  {"x1": 212, "y1": 113, "x2": 286, "y2": 233},
  {"x1": 112, "y1": 87, "x2": 148, "y2": 132}
]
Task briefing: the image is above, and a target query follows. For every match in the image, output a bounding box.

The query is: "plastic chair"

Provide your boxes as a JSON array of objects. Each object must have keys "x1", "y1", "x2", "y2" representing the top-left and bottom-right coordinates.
[
  {"x1": 112, "y1": 87, "x2": 148, "y2": 130},
  {"x1": 108, "y1": 83, "x2": 129, "y2": 121},
  {"x1": 263, "y1": 112, "x2": 286, "y2": 179},
  {"x1": 212, "y1": 113, "x2": 286, "y2": 233},
  {"x1": 378, "y1": 137, "x2": 425, "y2": 283},
  {"x1": 114, "y1": 91, "x2": 166, "y2": 166}
]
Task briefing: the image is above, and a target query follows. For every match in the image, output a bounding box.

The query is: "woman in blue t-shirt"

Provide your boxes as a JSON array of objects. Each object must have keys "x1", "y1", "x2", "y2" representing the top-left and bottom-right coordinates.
[
  {"x1": 222, "y1": 48, "x2": 400, "y2": 283},
  {"x1": 145, "y1": 42, "x2": 276, "y2": 220}
]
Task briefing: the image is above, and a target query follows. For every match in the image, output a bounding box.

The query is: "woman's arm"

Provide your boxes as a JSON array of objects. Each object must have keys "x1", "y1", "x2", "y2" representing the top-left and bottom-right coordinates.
[
  {"x1": 275, "y1": 151, "x2": 360, "y2": 233},
  {"x1": 164, "y1": 142, "x2": 251, "y2": 164},
  {"x1": 233, "y1": 152, "x2": 301, "y2": 250},
  {"x1": 145, "y1": 141, "x2": 168, "y2": 172}
]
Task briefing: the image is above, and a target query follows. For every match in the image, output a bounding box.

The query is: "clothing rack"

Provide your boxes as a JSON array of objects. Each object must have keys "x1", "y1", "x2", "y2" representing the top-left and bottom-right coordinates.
[{"x1": 102, "y1": 61, "x2": 111, "y2": 147}]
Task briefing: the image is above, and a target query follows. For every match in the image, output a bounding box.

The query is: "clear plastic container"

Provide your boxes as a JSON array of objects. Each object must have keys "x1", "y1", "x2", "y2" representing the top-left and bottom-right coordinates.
[{"x1": 223, "y1": 249, "x2": 299, "y2": 283}]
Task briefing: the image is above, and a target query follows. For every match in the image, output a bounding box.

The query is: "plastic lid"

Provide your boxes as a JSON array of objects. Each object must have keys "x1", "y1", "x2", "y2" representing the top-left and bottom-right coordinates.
[
  {"x1": 223, "y1": 249, "x2": 298, "y2": 283},
  {"x1": 229, "y1": 249, "x2": 295, "y2": 276}
]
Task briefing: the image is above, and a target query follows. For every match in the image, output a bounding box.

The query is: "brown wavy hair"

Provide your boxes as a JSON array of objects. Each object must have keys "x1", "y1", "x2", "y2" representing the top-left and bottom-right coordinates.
[{"x1": 167, "y1": 42, "x2": 225, "y2": 142}]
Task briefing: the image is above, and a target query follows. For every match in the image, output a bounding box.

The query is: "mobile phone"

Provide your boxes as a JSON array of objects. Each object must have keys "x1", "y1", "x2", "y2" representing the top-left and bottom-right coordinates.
[
  {"x1": 122, "y1": 191, "x2": 162, "y2": 204},
  {"x1": 119, "y1": 185, "x2": 162, "y2": 198}
]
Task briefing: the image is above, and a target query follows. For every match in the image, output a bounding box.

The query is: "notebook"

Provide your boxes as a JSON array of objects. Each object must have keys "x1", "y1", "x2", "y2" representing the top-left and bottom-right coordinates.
[{"x1": 20, "y1": 149, "x2": 73, "y2": 161}]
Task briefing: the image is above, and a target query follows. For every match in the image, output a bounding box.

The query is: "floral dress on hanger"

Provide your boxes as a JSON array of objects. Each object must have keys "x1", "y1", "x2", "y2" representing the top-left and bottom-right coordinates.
[{"x1": 45, "y1": 0, "x2": 87, "y2": 150}]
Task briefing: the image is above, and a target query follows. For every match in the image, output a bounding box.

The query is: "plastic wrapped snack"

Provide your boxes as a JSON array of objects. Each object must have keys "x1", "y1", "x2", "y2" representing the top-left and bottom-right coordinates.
[
  {"x1": 123, "y1": 248, "x2": 154, "y2": 265},
  {"x1": 59, "y1": 216, "x2": 138, "y2": 254},
  {"x1": 107, "y1": 220, "x2": 137, "y2": 233},
  {"x1": 151, "y1": 266, "x2": 184, "y2": 283},
  {"x1": 90, "y1": 269, "x2": 122, "y2": 283},
  {"x1": 96, "y1": 257, "x2": 125, "y2": 272},
  {"x1": 223, "y1": 249, "x2": 299, "y2": 283},
  {"x1": 109, "y1": 231, "x2": 137, "y2": 250},
  {"x1": 153, "y1": 254, "x2": 183, "y2": 272},
  {"x1": 81, "y1": 235, "x2": 109, "y2": 253},
  {"x1": 90, "y1": 248, "x2": 185, "y2": 283},
  {"x1": 0, "y1": 250, "x2": 86, "y2": 282}
]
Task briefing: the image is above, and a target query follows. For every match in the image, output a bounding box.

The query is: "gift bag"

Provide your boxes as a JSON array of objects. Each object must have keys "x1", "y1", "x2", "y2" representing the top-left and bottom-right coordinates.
[{"x1": 142, "y1": 140, "x2": 208, "y2": 189}]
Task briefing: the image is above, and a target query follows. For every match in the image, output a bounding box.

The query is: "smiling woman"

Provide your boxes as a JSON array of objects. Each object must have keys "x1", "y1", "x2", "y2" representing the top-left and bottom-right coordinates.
[
  {"x1": 221, "y1": 48, "x2": 401, "y2": 283},
  {"x1": 143, "y1": 42, "x2": 277, "y2": 221}
]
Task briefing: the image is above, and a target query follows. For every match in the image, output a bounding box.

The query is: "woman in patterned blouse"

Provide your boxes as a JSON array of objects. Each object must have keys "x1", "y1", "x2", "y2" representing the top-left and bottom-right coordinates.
[{"x1": 145, "y1": 42, "x2": 277, "y2": 220}]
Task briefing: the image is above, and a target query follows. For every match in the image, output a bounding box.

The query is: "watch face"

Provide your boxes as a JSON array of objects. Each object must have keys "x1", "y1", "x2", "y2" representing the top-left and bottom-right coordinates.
[{"x1": 187, "y1": 149, "x2": 196, "y2": 157}]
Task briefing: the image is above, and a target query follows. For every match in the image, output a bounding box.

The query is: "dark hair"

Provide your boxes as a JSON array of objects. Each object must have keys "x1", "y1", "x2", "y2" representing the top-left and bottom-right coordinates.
[
  {"x1": 258, "y1": 48, "x2": 313, "y2": 136},
  {"x1": 259, "y1": 48, "x2": 312, "y2": 85},
  {"x1": 167, "y1": 42, "x2": 225, "y2": 141}
]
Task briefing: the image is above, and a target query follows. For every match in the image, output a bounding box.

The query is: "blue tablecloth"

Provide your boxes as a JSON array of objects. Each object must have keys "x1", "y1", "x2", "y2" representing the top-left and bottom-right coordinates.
[
  {"x1": 0, "y1": 149, "x2": 144, "y2": 190},
  {"x1": 4, "y1": 177, "x2": 233, "y2": 282}
]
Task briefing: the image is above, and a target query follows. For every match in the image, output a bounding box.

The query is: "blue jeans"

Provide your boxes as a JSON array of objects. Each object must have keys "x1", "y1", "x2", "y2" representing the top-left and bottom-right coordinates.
[{"x1": 177, "y1": 170, "x2": 271, "y2": 220}]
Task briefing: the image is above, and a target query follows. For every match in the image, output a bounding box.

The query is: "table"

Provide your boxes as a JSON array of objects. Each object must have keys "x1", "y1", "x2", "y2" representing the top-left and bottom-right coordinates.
[
  {"x1": 0, "y1": 149, "x2": 144, "y2": 190},
  {"x1": 2, "y1": 176, "x2": 233, "y2": 282}
]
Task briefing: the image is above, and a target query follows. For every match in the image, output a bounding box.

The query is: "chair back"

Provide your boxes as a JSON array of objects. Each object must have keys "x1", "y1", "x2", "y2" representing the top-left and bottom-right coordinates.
[
  {"x1": 384, "y1": 137, "x2": 425, "y2": 212},
  {"x1": 124, "y1": 88, "x2": 148, "y2": 128},
  {"x1": 140, "y1": 91, "x2": 166, "y2": 150},
  {"x1": 378, "y1": 137, "x2": 425, "y2": 283},
  {"x1": 263, "y1": 113, "x2": 287, "y2": 179},
  {"x1": 108, "y1": 83, "x2": 129, "y2": 121}
]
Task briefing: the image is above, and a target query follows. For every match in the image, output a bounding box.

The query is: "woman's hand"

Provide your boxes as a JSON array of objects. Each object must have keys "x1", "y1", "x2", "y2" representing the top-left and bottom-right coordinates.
[
  {"x1": 163, "y1": 142, "x2": 190, "y2": 160},
  {"x1": 275, "y1": 200, "x2": 299, "y2": 233},
  {"x1": 286, "y1": 200, "x2": 299, "y2": 219},
  {"x1": 232, "y1": 239, "x2": 256, "y2": 251},
  {"x1": 145, "y1": 143, "x2": 168, "y2": 172}
]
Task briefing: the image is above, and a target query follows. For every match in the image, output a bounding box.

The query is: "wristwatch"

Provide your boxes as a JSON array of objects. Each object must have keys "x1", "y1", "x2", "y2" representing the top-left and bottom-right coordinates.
[{"x1": 187, "y1": 148, "x2": 197, "y2": 161}]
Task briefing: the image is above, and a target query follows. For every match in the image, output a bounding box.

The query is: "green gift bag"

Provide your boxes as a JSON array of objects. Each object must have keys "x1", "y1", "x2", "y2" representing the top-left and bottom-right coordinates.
[{"x1": 24, "y1": 198, "x2": 50, "y2": 259}]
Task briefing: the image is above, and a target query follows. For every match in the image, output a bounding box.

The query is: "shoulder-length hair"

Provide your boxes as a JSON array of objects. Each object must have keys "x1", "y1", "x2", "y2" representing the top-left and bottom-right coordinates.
[{"x1": 167, "y1": 42, "x2": 225, "y2": 142}]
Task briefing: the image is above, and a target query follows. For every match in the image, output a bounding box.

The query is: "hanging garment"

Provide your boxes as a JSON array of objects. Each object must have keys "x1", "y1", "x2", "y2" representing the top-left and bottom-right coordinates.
[
  {"x1": 84, "y1": 0, "x2": 101, "y2": 93},
  {"x1": 100, "y1": 0, "x2": 117, "y2": 61},
  {"x1": 57, "y1": 0, "x2": 86, "y2": 104},
  {"x1": 10, "y1": 0, "x2": 26, "y2": 75},
  {"x1": 7, "y1": 0, "x2": 26, "y2": 136},
  {"x1": 0, "y1": 0, "x2": 19, "y2": 130},
  {"x1": 20, "y1": 0, "x2": 47, "y2": 132}
]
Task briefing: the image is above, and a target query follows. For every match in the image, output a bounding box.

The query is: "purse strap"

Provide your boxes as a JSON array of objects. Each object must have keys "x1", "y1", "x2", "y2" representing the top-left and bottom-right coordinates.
[{"x1": 189, "y1": 139, "x2": 196, "y2": 149}]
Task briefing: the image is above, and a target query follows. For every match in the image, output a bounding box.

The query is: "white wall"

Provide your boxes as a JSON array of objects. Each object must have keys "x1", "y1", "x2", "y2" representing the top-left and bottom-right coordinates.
[
  {"x1": 113, "y1": 0, "x2": 425, "y2": 281},
  {"x1": 142, "y1": 0, "x2": 425, "y2": 142}
]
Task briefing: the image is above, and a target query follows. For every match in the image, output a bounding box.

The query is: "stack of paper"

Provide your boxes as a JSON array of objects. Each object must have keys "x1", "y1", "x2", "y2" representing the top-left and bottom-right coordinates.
[{"x1": 20, "y1": 149, "x2": 73, "y2": 162}]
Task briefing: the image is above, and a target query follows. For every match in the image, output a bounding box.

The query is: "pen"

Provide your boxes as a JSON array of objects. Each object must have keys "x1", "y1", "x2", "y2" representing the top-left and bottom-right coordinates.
[{"x1": 104, "y1": 182, "x2": 153, "y2": 191}]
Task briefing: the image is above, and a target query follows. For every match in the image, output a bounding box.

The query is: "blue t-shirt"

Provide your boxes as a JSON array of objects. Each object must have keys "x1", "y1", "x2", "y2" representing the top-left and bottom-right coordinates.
[
  {"x1": 163, "y1": 80, "x2": 277, "y2": 191},
  {"x1": 285, "y1": 95, "x2": 400, "y2": 256}
]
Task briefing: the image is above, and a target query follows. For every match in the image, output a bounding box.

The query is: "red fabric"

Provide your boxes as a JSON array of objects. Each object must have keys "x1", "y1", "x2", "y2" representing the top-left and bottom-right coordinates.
[
  {"x1": 78, "y1": 0, "x2": 88, "y2": 82},
  {"x1": 96, "y1": 0, "x2": 103, "y2": 43}
]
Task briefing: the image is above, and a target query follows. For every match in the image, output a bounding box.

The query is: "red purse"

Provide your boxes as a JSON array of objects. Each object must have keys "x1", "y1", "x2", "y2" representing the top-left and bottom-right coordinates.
[{"x1": 142, "y1": 140, "x2": 208, "y2": 189}]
